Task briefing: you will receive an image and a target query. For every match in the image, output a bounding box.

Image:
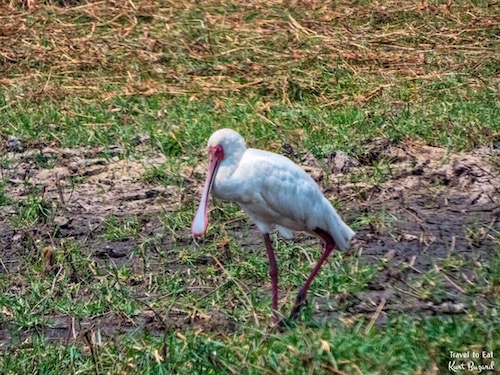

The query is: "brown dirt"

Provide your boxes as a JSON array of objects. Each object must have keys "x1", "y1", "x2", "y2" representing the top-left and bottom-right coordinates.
[
  {"x1": 0, "y1": 140, "x2": 498, "y2": 343},
  {"x1": 1, "y1": 309, "x2": 234, "y2": 346},
  {"x1": 315, "y1": 141, "x2": 499, "y2": 324}
]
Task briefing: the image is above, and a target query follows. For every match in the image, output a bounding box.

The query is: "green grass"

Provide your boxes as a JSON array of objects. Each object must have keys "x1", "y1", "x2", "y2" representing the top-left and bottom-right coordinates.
[
  {"x1": 0, "y1": 181, "x2": 12, "y2": 206},
  {"x1": 1, "y1": 310, "x2": 498, "y2": 374},
  {"x1": 9, "y1": 187, "x2": 55, "y2": 228},
  {"x1": 0, "y1": 0, "x2": 499, "y2": 373},
  {"x1": 1, "y1": 230, "x2": 498, "y2": 373},
  {"x1": 103, "y1": 215, "x2": 141, "y2": 241},
  {"x1": 1, "y1": 88, "x2": 498, "y2": 159},
  {"x1": 1, "y1": 232, "x2": 498, "y2": 372}
]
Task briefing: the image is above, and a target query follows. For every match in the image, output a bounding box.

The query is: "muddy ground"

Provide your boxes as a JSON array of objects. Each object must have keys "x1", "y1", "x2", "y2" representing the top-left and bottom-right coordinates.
[{"x1": 0, "y1": 139, "x2": 498, "y2": 344}]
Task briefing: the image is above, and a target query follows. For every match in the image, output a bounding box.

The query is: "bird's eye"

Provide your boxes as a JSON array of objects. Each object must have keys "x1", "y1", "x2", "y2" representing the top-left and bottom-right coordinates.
[{"x1": 209, "y1": 145, "x2": 225, "y2": 160}]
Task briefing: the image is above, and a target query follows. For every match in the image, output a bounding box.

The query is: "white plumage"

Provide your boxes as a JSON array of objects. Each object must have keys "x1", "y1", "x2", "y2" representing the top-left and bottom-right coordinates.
[
  {"x1": 193, "y1": 129, "x2": 355, "y2": 249},
  {"x1": 192, "y1": 128, "x2": 356, "y2": 323}
]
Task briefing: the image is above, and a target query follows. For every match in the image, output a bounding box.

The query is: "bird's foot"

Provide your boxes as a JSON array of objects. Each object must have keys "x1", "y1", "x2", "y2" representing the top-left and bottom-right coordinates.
[
  {"x1": 277, "y1": 317, "x2": 298, "y2": 329},
  {"x1": 288, "y1": 295, "x2": 308, "y2": 320},
  {"x1": 274, "y1": 299, "x2": 308, "y2": 330}
]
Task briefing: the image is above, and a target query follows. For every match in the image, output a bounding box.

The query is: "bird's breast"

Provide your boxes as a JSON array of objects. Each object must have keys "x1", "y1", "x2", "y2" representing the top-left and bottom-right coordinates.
[{"x1": 212, "y1": 173, "x2": 252, "y2": 204}]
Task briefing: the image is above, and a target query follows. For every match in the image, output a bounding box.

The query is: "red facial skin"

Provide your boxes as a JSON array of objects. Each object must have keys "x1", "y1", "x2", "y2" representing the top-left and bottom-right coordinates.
[{"x1": 191, "y1": 145, "x2": 225, "y2": 237}]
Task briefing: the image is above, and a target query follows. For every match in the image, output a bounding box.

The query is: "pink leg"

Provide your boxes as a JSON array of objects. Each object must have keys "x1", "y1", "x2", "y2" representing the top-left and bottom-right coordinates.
[
  {"x1": 289, "y1": 228, "x2": 336, "y2": 320},
  {"x1": 264, "y1": 233, "x2": 279, "y2": 323}
]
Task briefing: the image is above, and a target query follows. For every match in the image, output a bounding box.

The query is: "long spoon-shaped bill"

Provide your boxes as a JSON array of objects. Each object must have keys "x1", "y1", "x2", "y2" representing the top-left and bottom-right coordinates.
[{"x1": 191, "y1": 149, "x2": 222, "y2": 237}]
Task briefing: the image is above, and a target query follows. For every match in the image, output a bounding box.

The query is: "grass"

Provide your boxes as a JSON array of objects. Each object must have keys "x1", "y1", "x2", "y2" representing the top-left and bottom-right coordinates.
[
  {"x1": 0, "y1": 0, "x2": 499, "y2": 374},
  {"x1": 9, "y1": 186, "x2": 55, "y2": 227},
  {"x1": 103, "y1": 215, "x2": 141, "y2": 241},
  {"x1": 1, "y1": 235, "x2": 498, "y2": 373},
  {"x1": 1, "y1": 89, "x2": 498, "y2": 158},
  {"x1": 2, "y1": 318, "x2": 498, "y2": 373},
  {"x1": 0, "y1": 181, "x2": 12, "y2": 206}
]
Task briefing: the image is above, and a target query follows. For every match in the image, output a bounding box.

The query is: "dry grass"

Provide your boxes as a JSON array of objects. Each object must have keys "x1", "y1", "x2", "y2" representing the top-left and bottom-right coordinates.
[{"x1": 1, "y1": 0, "x2": 498, "y2": 104}]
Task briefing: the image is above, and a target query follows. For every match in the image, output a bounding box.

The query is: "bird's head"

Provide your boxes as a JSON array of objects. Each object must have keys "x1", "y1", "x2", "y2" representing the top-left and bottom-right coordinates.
[
  {"x1": 207, "y1": 128, "x2": 246, "y2": 162},
  {"x1": 191, "y1": 129, "x2": 246, "y2": 237}
]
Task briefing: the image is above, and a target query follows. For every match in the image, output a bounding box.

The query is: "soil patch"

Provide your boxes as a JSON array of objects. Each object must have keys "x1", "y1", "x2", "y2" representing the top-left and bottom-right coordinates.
[{"x1": 0, "y1": 140, "x2": 498, "y2": 342}]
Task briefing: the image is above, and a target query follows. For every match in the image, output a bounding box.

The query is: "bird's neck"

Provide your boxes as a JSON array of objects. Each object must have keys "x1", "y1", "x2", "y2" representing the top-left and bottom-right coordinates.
[{"x1": 212, "y1": 152, "x2": 244, "y2": 201}]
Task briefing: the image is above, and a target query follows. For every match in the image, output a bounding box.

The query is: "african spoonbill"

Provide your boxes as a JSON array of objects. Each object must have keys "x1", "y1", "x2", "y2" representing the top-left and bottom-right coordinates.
[{"x1": 192, "y1": 129, "x2": 355, "y2": 323}]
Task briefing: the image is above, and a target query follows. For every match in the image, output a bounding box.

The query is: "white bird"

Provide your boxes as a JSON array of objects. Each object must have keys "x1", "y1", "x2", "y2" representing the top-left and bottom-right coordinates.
[{"x1": 192, "y1": 129, "x2": 355, "y2": 324}]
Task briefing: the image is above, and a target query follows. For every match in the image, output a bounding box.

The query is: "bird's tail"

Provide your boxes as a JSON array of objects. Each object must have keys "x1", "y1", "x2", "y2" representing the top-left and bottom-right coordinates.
[{"x1": 325, "y1": 202, "x2": 355, "y2": 251}]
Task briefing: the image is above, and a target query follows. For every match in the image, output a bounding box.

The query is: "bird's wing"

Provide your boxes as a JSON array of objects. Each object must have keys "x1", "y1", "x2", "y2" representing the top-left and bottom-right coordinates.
[
  {"x1": 238, "y1": 149, "x2": 324, "y2": 230},
  {"x1": 237, "y1": 149, "x2": 355, "y2": 250}
]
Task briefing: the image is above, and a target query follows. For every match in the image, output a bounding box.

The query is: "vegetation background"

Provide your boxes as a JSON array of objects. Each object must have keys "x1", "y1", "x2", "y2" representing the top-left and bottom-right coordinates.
[{"x1": 0, "y1": 0, "x2": 498, "y2": 373}]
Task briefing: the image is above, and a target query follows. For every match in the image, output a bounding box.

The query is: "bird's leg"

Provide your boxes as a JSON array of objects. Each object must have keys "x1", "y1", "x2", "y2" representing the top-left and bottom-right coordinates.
[
  {"x1": 263, "y1": 233, "x2": 279, "y2": 323},
  {"x1": 289, "y1": 228, "x2": 336, "y2": 320}
]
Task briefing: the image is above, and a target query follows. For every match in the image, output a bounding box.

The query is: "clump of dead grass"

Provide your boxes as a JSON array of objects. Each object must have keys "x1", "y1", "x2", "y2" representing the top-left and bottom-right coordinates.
[{"x1": 0, "y1": 0, "x2": 498, "y2": 104}]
